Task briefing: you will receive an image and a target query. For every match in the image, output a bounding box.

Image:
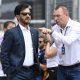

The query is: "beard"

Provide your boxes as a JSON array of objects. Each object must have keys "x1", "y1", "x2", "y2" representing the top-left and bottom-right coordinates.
[
  {"x1": 19, "y1": 16, "x2": 31, "y2": 25},
  {"x1": 21, "y1": 19, "x2": 30, "y2": 26}
]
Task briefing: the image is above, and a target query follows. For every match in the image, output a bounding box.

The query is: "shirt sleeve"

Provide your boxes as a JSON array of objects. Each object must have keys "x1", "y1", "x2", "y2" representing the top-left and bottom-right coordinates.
[{"x1": 52, "y1": 26, "x2": 80, "y2": 45}]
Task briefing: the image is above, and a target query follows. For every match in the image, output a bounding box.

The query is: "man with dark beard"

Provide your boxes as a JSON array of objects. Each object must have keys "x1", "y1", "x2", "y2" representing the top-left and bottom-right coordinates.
[{"x1": 0, "y1": 3, "x2": 39, "y2": 80}]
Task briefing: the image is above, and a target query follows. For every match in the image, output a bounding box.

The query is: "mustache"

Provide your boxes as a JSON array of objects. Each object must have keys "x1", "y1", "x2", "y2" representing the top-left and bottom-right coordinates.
[{"x1": 25, "y1": 16, "x2": 31, "y2": 19}]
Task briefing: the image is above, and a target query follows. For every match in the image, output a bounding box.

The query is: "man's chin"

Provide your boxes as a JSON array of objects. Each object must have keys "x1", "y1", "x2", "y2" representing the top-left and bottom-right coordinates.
[
  {"x1": 57, "y1": 23, "x2": 61, "y2": 26},
  {"x1": 25, "y1": 20, "x2": 30, "y2": 24}
]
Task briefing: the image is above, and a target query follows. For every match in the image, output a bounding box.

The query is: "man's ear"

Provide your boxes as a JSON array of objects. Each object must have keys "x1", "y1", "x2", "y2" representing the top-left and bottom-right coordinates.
[{"x1": 16, "y1": 15, "x2": 20, "y2": 21}]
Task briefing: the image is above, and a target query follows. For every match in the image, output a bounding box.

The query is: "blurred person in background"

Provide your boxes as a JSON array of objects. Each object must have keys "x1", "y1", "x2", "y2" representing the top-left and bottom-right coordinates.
[
  {"x1": 37, "y1": 33, "x2": 58, "y2": 80},
  {"x1": 36, "y1": 33, "x2": 48, "y2": 80},
  {"x1": 3, "y1": 21, "x2": 16, "y2": 32},
  {"x1": 45, "y1": 32, "x2": 59, "y2": 80},
  {"x1": 0, "y1": 3, "x2": 39, "y2": 80},
  {"x1": 0, "y1": 21, "x2": 16, "y2": 80}
]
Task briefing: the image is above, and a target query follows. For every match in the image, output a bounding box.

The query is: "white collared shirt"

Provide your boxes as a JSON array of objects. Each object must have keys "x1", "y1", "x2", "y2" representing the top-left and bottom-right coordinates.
[
  {"x1": 19, "y1": 24, "x2": 34, "y2": 66},
  {"x1": 52, "y1": 18, "x2": 80, "y2": 66}
]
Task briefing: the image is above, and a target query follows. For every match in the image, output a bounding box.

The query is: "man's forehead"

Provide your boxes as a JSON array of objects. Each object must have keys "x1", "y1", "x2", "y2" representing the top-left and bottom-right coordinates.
[
  {"x1": 53, "y1": 8, "x2": 63, "y2": 15},
  {"x1": 21, "y1": 8, "x2": 30, "y2": 12}
]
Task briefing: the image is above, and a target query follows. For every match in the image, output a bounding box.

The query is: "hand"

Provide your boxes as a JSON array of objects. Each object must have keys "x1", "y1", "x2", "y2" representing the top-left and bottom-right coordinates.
[
  {"x1": 46, "y1": 33, "x2": 52, "y2": 42},
  {"x1": 46, "y1": 33, "x2": 54, "y2": 45},
  {"x1": 38, "y1": 28, "x2": 52, "y2": 34}
]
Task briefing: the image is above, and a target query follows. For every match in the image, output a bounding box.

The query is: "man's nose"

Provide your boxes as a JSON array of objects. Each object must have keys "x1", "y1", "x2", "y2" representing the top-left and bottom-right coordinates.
[{"x1": 54, "y1": 16, "x2": 58, "y2": 21}]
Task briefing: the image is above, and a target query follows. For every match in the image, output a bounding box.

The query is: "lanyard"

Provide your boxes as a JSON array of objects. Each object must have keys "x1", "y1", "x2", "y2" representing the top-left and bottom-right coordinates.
[
  {"x1": 60, "y1": 27, "x2": 68, "y2": 55},
  {"x1": 60, "y1": 27, "x2": 68, "y2": 35}
]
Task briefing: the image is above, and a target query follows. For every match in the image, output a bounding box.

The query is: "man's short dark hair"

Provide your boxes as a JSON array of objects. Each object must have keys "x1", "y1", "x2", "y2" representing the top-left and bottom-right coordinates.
[{"x1": 14, "y1": 3, "x2": 31, "y2": 16}]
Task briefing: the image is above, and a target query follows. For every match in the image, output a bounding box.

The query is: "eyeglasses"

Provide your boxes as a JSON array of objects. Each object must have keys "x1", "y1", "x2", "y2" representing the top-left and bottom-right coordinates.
[{"x1": 20, "y1": 12, "x2": 31, "y2": 16}]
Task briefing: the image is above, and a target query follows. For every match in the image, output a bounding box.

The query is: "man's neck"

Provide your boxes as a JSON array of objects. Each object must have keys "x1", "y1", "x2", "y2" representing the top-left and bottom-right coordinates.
[{"x1": 19, "y1": 22, "x2": 29, "y2": 28}]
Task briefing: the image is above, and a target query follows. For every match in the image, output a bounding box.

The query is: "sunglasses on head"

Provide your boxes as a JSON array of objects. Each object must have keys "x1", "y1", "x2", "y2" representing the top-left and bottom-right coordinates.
[{"x1": 20, "y1": 12, "x2": 31, "y2": 16}]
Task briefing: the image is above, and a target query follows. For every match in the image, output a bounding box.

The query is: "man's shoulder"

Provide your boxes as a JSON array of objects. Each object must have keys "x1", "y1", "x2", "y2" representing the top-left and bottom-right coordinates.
[
  {"x1": 30, "y1": 27, "x2": 39, "y2": 33},
  {"x1": 30, "y1": 27, "x2": 38, "y2": 30},
  {"x1": 69, "y1": 20, "x2": 80, "y2": 31},
  {"x1": 71, "y1": 19, "x2": 80, "y2": 26},
  {"x1": 52, "y1": 24, "x2": 59, "y2": 31}
]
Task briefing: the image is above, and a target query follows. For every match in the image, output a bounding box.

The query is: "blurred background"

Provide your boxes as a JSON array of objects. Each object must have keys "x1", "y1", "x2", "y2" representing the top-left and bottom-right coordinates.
[{"x1": 0, "y1": 0, "x2": 80, "y2": 30}]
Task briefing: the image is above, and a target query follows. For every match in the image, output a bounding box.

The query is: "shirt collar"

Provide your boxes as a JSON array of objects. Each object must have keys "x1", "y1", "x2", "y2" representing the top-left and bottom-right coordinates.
[
  {"x1": 58, "y1": 18, "x2": 71, "y2": 30},
  {"x1": 66, "y1": 18, "x2": 72, "y2": 28},
  {"x1": 19, "y1": 23, "x2": 30, "y2": 31}
]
